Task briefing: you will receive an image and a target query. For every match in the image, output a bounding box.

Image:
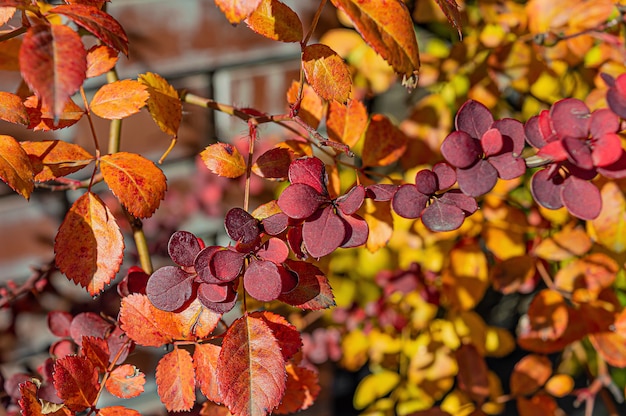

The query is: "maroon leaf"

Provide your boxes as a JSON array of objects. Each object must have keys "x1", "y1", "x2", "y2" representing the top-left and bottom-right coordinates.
[
  {"x1": 168, "y1": 231, "x2": 201, "y2": 267},
  {"x1": 563, "y1": 137, "x2": 593, "y2": 170},
  {"x1": 252, "y1": 147, "x2": 294, "y2": 180},
  {"x1": 365, "y1": 184, "x2": 397, "y2": 201},
  {"x1": 279, "y1": 260, "x2": 335, "y2": 309},
  {"x1": 195, "y1": 246, "x2": 225, "y2": 284},
  {"x1": 302, "y1": 205, "x2": 345, "y2": 258},
  {"x1": 550, "y1": 98, "x2": 590, "y2": 139},
  {"x1": 606, "y1": 74, "x2": 626, "y2": 118},
  {"x1": 561, "y1": 176, "x2": 601, "y2": 220},
  {"x1": 48, "y1": 311, "x2": 73, "y2": 337},
  {"x1": 531, "y1": 169, "x2": 565, "y2": 210},
  {"x1": 432, "y1": 162, "x2": 456, "y2": 189},
  {"x1": 414, "y1": 169, "x2": 438, "y2": 195},
  {"x1": 455, "y1": 99, "x2": 494, "y2": 139},
  {"x1": 244, "y1": 259, "x2": 283, "y2": 302},
  {"x1": 440, "y1": 131, "x2": 482, "y2": 169},
  {"x1": 339, "y1": 212, "x2": 369, "y2": 248},
  {"x1": 198, "y1": 282, "x2": 231, "y2": 303},
  {"x1": 392, "y1": 184, "x2": 428, "y2": 219},
  {"x1": 210, "y1": 249, "x2": 245, "y2": 282},
  {"x1": 489, "y1": 153, "x2": 526, "y2": 180},
  {"x1": 422, "y1": 199, "x2": 466, "y2": 232},
  {"x1": 225, "y1": 208, "x2": 260, "y2": 244},
  {"x1": 197, "y1": 283, "x2": 238, "y2": 314},
  {"x1": 70, "y1": 312, "x2": 113, "y2": 345},
  {"x1": 438, "y1": 190, "x2": 478, "y2": 215},
  {"x1": 278, "y1": 183, "x2": 327, "y2": 219},
  {"x1": 288, "y1": 157, "x2": 328, "y2": 195},
  {"x1": 336, "y1": 185, "x2": 365, "y2": 215},
  {"x1": 146, "y1": 266, "x2": 194, "y2": 312},
  {"x1": 456, "y1": 159, "x2": 498, "y2": 197},
  {"x1": 493, "y1": 118, "x2": 526, "y2": 156},
  {"x1": 257, "y1": 237, "x2": 289, "y2": 264},
  {"x1": 481, "y1": 128, "x2": 503, "y2": 157},
  {"x1": 262, "y1": 213, "x2": 289, "y2": 235}
]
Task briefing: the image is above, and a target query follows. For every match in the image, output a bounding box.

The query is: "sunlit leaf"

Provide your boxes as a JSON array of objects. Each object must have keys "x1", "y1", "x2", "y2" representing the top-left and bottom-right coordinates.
[
  {"x1": 278, "y1": 259, "x2": 335, "y2": 309},
  {"x1": 100, "y1": 152, "x2": 167, "y2": 218},
  {"x1": 274, "y1": 363, "x2": 320, "y2": 414},
  {"x1": 362, "y1": 114, "x2": 408, "y2": 167},
  {"x1": 327, "y1": 99, "x2": 368, "y2": 147},
  {"x1": 81, "y1": 336, "x2": 109, "y2": 371},
  {"x1": 361, "y1": 197, "x2": 393, "y2": 252},
  {"x1": 23, "y1": 95, "x2": 84, "y2": 131},
  {"x1": 534, "y1": 225, "x2": 592, "y2": 261},
  {"x1": 105, "y1": 364, "x2": 145, "y2": 399},
  {"x1": 434, "y1": 0, "x2": 463, "y2": 37},
  {"x1": 554, "y1": 253, "x2": 618, "y2": 294},
  {"x1": 587, "y1": 181, "x2": 626, "y2": 253},
  {"x1": 138, "y1": 72, "x2": 182, "y2": 137},
  {"x1": 21, "y1": 140, "x2": 94, "y2": 182},
  {"x1": 85, "y1": 45, "x2": 118, "y2": 78},
  {"x1": 252, "y1": 147, "x2": 294, "y2": 180},
  {"x1": 0, "y1": 91, "x2": 28, "y2": 125},
  {"x1": 0, "y1": 135, "x2": 34, "y2": 199},
  {"x1": 353, "y1": 370, "x2": 400, "y2": 409},
  {"x1": 53, "y1": 356, "x2": 100, "y2": 412},
  {"x1": 302, "y1": 44, "x2": 351, "y2": 103},
  {"x1": 156, "y1": 348, "x2": 195, "y2": 412},
  {"x1": 588, "y1": 331, "x2": 626, "y2": 368},
  {"x1": 442, "y1": 242, "x2": 488, "y2": 310},
  {"x1": 200, "y1": 142, "x2": 247, "y2": 178},
  {"x1": 246, "y1": 0, "x2": 302, "y2": 42},
  {"x1": 90, "y1": 80, "x2": 149, "y2": 119},
  {"x1": 287, "y1": 81, "x2": 324, "y2": 129},
  {"x1": 19, "y1": 24, "x2": 87, "y2": 120},
  {"x1": 217, "y1": 313, "x2": 286, "y2": 416},
  {"x1": 215, "y1": 0, "x2": 262, "y2": 24},
  {"x1": 194, "y1": 343, "x2": 222, "y2": 403},
  {"x1": 97, "y1": 407, "x2": 141, "y2": 416},
  {"x1": 119, "y1": 294, "x2": 182, "y2": 347},
  {"x1": 54, "y1": 192, "x2": 124, "y2": 296},
  {"x1": 544, "y1": 374, "x2": 575, "y2": 398},
  {"x1": 509, "y1": 354, "x2": 552, "y2": 397}
]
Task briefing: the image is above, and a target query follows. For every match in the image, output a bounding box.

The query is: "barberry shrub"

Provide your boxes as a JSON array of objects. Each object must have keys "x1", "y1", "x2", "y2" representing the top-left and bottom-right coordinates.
[{"x1": 1, "y1": 1, "x2": 626, "y2": 416}]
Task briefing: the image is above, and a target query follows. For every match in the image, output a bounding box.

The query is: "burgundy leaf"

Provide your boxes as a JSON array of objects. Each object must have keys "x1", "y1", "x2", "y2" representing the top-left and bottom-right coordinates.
[
  {"x1": 168, "y1": 231, "x2": 201, "y2": 267},
  {"x1": 589, "y1": 108, "x2": 619, "y2": 138},
  {"x1": 488, "y1": 153, "x2": 526, "y2": 180},
  {"x1": 146, "y1": 266, "x2": 193, "y2": 312},
  {"x1": 455, "y1": 99, "x2": 494, "y2": 139},
  {"x1": 244, "y1": 259, "x2": 282, "y2": 301},
  {"x1": 278, "y1": 183, "x2": 327, "y2": 219},
  {"x1": 422, "y1": 199, "x2": 466, "y2": 232},
  {"x1": 456, "y1": 159, "x2": 498, "y2": 197},
  {"x1": 339, "y1": 212, "x2": 369, "y2": 248},
  {"x1": 262, "y1": 213, "x2": 289, "y2": 235},
  {"x1": 287, "y1": 226, "x2": 305, "y2": 259},
  {"x1": 550, "y1": 98, "x2": 590, "y2": 139},
  {"x1": 278, "y1": 265, "x2": 298, "y2": 293},
  {"x1": 257, "y1": 237, "x2": 289, "y2": 264},
  {"x1": 302, "y1": 205, "x2": 345, "y2": 258},
  {"x1": 365, "y1": 184, "x2": 397, "y2": 201},
  {"x1": 433, "y1": 162, "x2": 456, "y2": 189},
  {"x1": 438, "y1": 190, "x2": 478, "y2": 214},
  {"x1": 336, "y1": 185, "x2": 365, "y2": 215},
  {"x1": 70, "y1": 312, "x2": 113, "y2": 345},
  {"x1": 441, "y1": 131, "x2": 482, "y2": 169},
  {"x1": 194, "y1": 246, "x2": 223, "y2": 284},
  {"x1": 525, "y1": 115, "x2": 548, "y2": 149},
  {"x1": 279, "y1": 260, "x2": 335, "y2": 309},
  {"x1": 210, "y1": 249, "x2": 245, "y2": 282},
  {"x1": 592, "y1": 133, "x2": 622, "y2": 167},
  {"x1": 493, "y1": 118, "x2": 526, "y2": 156},
  {"x1": 414, "y1": 169, "x2": 438, "y2": 195},
  {"x1": 598, "y1": 151, "x2": 626, "y2": 179},
  {"x1": 48, "y1": 311, "x2": 73, "y2": 337},
  {"x1": 225, "y1": 207, "x2": 260, "y2": 244},
  {"x1": 481, "y1": 128, "x2": 503, "y2": 157},
  {"x1": 531, "y1": 168, "x2": 564, "y2": 210},
  {"x1": 197, "y1": 282, "x2": 230, "y2": 302},
  {"x1": 288, "y1": 157, "x2": 328, "y2": 195},
  {"x1": 252, "y1": 147, "x2": 294, "y2": 180},
  {"x1": 606, "y1": 74, "x2": 626, "y2": 118},
  {"x1": 392, "y1": 184, "x2": 428, "y2": 219},
  {"x1": 562, "y1": 137, "x2": 593, "y2": 170},
  {"x1": 197, "y1": 283, "x2": 237, "y2": 314},
  {"x1": 561, "y1": 176, "x2": 601, "y2": 220}
]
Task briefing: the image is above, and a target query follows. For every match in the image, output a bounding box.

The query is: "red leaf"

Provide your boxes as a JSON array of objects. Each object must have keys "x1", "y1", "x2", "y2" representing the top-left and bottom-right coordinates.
[
  {"x1": 0, "y1": 91, "x2": 28, "y2": 125},
  {"x1": 456, "y1": 344, "x2": 489, "y2": 403},
  {"x1": 81, "y1": 336, "x2": 110, "y2": 372},
  {"x1": 119, "y1": 294, "x2": 178, "y2": 347},
  {"x1": 19, "y1": 24, "x2": 87, "y2": 120},
  {"x1": 19, "y1": 380, "x2": 72, "y2": 416},
  {"x1": 100, "y1": 152, "x2": 167, "y2": 218},
  {"x1": 49, "y1": 4, "x2": 128, "y2": 56},
  {"x1": 302, "y1": 44, "x2": 351, "y2": 103},
  {"x1": 278, "y1": 260, "x2": 335, "y2": 310},
  {"x1": 54, "y1": 192, "x2": 124, "y2": 296},
  {"x1": 90, "y1": 80, "x2": 149, "y2": 119},
  {"x1": 252, "y1": 147, "x2": 295, "y2": 180},
  {"x1": 53, "y1": 355, "x2": 100, "y2": 412},
  {"x1": 215, "y1": 0, "x2": 262, "y2": 24},
  {"x1": 138, "y1": 72, "x2": 182, "y2": 137},
  {"x1": 23, "y1": 95, "x2": 84, "y2": 131},
  {"x1": 0, "y1": 135, "x2": 34, "y2": 199},
  {"x1": 274, "y1": 363, "x2": 320, "y2": 414},
  {"x1": 193, "y1": 343, "x2": 222, "y2": 403},
  {"x1": 244, "y1": 259, "x2": 283, "y2": 302},
  {"x1": 362, "y1": 114, "x2": 408, "y2": 167},
  {"x1": 86, "y1": 45, "x2": 118, "y2": 78},
  {"x1": 70, "y1": 312, "x2": 113, "y2": 344},
  {"x1": 145, "y1": 266, "x2": 194, "y2": 312},
  {"x1": 47, "y1": 311, "x2": 73, "y2": 337},
  {"x1": 278, "y1": 183, "x2": 327, "y2": 219},
  {"x1": 246, "y1": 0, "x2": 303, "y2": 42},
  {"x1": 217, "y1": 313, "x2": 286, "y2": 416},
  {"x1": 97, "y1": 407, "x2": 142, "y2": 416},
  {"x1": 156, "y1": 348, "x2": 196, "y2": 412},
  {"x1": 21, "y1": 140, "x2": 94, "y2": 182},
  {"x1": 327, "y1": 99, "x2": 368, "y2": 147},
  {"x1": 105, "y1": 364, "x2": 145, "y2": 399},
  {"x1": 256, "y1": 311, "x2": 302, "y2": 361},
  {"x1": 200, "y1": 142, "x2": 247, "y2": 178},
  {"x1": 303, "y1": 205, "x2": 346, "y2": 258}
]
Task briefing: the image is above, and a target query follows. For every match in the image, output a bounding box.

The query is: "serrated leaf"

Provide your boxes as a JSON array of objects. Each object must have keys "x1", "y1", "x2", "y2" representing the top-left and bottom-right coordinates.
[
  {"x1": 138, "y1": 72, "x2": 182, "y2": 137},
  {"x1": 0, "y1": 37, "x2": 22, "y2": 71},
  {"x1": 215, "y1": 0, "x2": 262, "y2": 24},
  {"x1": 156, "y1": 348, "x2": 195, "y2": 412},
  {"x1": 90, "y1": 80, "x2": 149, "y2": 119},
  {"x1": 119, "y1": 294, "x2": 179, "y2": 347},
  {"x1": 19, "y1": 24, "x2": 87, "y2": 120},
  {"x1": 256, "y1": 311, "x2": 302, "y2": 361},
  {"x1": 200, "y1": 142, "x2": 247, "y2": 178},
  {"x1": 329, "y1": 0, "x2": 419, "y2": 80},
  {"x1": 0, "y1": 91, "x2": 28, "y2": 125},
  {"x1": 19, "y1": 380, "x2": 72, "y2": 416},
  {"x1": 54, "y1": 192, "x2": 124, "y2": 295},
  {"x1": 278, "y1": 260, "x2": 335, "y2": 310},
  {"x1": 0, "y1": 7, "x2": 16, "y2": 26},
  {"x1": 81, "y1": 336, "x2": 110, "y2": 372},
  {"x1": 53, "y1": 356, "x2": 100, "y2": 412},
  {"x1": 246, "y1": 0, "x2": 302, "y2": 42},
  {"x1": 286, "y1": 81, "x2": 324, "y2": 129},
  {"x1": 274, "y1": 363, "x2": 320, "y2": 414},
  {"x1": 105, "y1": 364, "x2": 145, "y2": 399},
  {"x1": 217, "y1": 313, "x2": 286, "y2": 416},
  {"x1": 97, "y1": 407, "x2": 142, "y2": 416},
  {"x1": 21, "y1": 140, "x2": 94, "y2": 182},
  {"x1": 24, "y1": 95, "x2": 84, "y2": 131},
  {"x1": 362, "y1": 114, "x2": 408, "y2": 167},
  {"x1": 434, "y1": 0, "x2": 462, "y2": 37},
  {"x1": 100, "y1": 152, "x2": 166, "y2": 218},
  {"x1": 49, "y1": 4, "x2": 128, "y2": 56},
  {"x1": 0, "y1": 135, "x2": 34, "y2": 199},
  {"x1": 302, "y1": 44, "x2": 351, "y2": 103},
  {"x1": 194, "y1": 343, "x2": 222, "y2": 403},
  {"x1": 86, "y1": 45, "x2": 118, "y2": 78},
  {"x1": 327, "y1": 99, "x2": 368, "y2": 147}
]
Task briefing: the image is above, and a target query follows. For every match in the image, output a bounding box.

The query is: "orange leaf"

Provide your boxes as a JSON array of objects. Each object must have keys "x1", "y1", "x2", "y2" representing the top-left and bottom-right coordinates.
[
  {"x1": 172, "y1": 297, "x2": 222, "y2": 339},
  {"x1": 255, "y1": 311, "x2": 302, "y2": 361},
  {"x1": 215, "y1": 0, "x2": 262, "y2": 24},
  {"x1": 86, "y1": 45, "x2": 118, "y2": 78},
  {"x1": 516, "y1": 394, "x2": 559, "y2": 416},
  {"x1": 200, "y1": 142, "x2": 247, "y2": 178},
  {"x1": 329, "y1": 0, "x2": 419, "y2": 84},
  {"x1": 90, "y1": 80, "x2": 149, "y2": 119},
  {"x1": 0, "y1": 91, "x2": 28, "y2": 125},
  {"x1": 24, "y1": 95, "x2": 84, "y2": 131},
  {"x1": 554, "y1": 253, "x2": 618, "y2": 294},
  {"x1": 53, "y1": 355, "x2": 100, "y2": 412},
  {"x1": 19, "y1": 24, "x2": 87, "y2": 120},
  {"x1": 156, "y1": 348, "x2": 196, "y2": 412},
  {"x1": 588, "y1": 331, "x2": 626, "y2": 367},
  {"x1": 138, "y1": 72, "x2": 182, "y2": 137},
  {"x1": 49, "y1": 4, "x2": 128, "y2": 56},
  {"x1": 587, "y1": 181, "x2": 626, "y2": 253},
  {"x1": 527, "y1": 289, "x2": 569, "y2": 340},
  {"x1": 0, "y1": 135, "x2": 34, "y2": 200},
  {"x1": 286, "y1": 81, "x2": 324, "y2": 129},
  {"x1": 490, "y1": 255, "x2": 536, "y2": 295},
  {"x1": 433, "y1": 0, "x2": 463, "y2": 38},
  {"x1": 194, "y1": 343, "x2": 222, "y2": 403},
  {"x1": 0, "y1": 37, "x2": 22, "y2": 71},
  {"x1": 534, "y1": 225, "x2": 592, "y2": 261},
  {"x1": 360, "y1": 197, "x2": 393, "y2": 252},
  {"x1": 100, "y1": 152, "x2": 167, "y2": 218},
  {"x1": 302, "y1": 44, "x2": 351, "y2": 103},
  {"x1": 544, "y1": 374, "x2": 575, "y2": 398},
  {"x1": 105, "y1": 364, "x2": 145, "y2": 399},
  {"x1": 441, "y1": 242, "x2": 488, "y2": 311},
  {"x1": 97, "y1": 407, "x2": 142, "y2": 416},
  {"x1": 119, "y1": 293, "x2": 179, "y2": 347},
  {"x1": 510, "y1": 354, "x2": 552, "y2": 397},
  {"x1": 19, "y1": 380, "x2": 72, "y2": 416},
  {"x1": 217, "y1": 313, "x2": 286, "y2": 416},
  {"x1": 21, "y1": 140, "x2": 94, "y2": 182},
  {"x1": 455, "y1": 344, "x2": 489, "y2": 403},
  {"x1": 54, "y1": 192, "x2": 124, "y2": 296},
  {"x1": 0, "y1": 7, "x2": 16, "y2": 26},
  {"x1": 274, "y1": 363, "x2": 320, "y2": 414},
  {"x1": 327, "y1": 99, "x2": 368, "y2": 147},
  {"x1": 361, "y1": 114, "x2": 408, "y2": 167},
  {"x1": 81, "y1": 336, "x2": 110, "y2": 372},
  {"x1": 246, "y1": 0, "x2": 303, "y2": 43}
]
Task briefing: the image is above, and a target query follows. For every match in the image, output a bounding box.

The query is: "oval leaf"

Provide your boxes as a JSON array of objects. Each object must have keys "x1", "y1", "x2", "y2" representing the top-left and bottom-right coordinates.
[
  {"x1": 194, "y1": 343, "x2": 222, "y2": 403},
  {"x1": 53, "y1": 356, "x2": 99, "y2": 412},
  {"x1": 0, "y1": 135, "x2": 34, "y2": 199},
  {"x1": 156, "y1": 348, "x2": 195, "y2": 412},
  {"x1": 86, "y1": 45, "x2": 119, "y2": 78},
  {"x1": 215, "y1": 0, "x2": 262, "y2": 24},
  {"x1": 138, "y1": 72, "x2": 182, "y2": 137},
  {"x1": 54, "y1": 192, "x2": 124, "y2": 296},
  {"x1": 362, "y1": 114, "x2": 408, "y2": 167},
  {"x1": 21, "y1": 140, "x2": 94, "y2": 182},
  {"x1": 200, "y1": 142, "x2": 247, "y2": 178},
  {"x1": 0, "y1": 91, "x2": 28, "y2": 125},
  {"x1": 105, "y1": 364, "x2": 145, "y2": 399},
  {"x1": 90, "y1": 80, "x2": 149, "y2": 119},
  {"x1": 302, "y1": 44, "x2": 351, "y2": 103},
  {"x1": 278, "y1": 259, "x2": 335, "y2": 309},
  {"x1": 100, "y1": 152, "x2": 167, "y2": 218},
  {"x1": 246, "y1": 0, "x2": 303, "y2": 42}
]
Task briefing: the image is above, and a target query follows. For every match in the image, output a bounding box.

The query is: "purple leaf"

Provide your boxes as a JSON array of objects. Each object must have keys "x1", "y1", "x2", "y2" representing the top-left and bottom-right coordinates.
[
  {"x1": 433, "y1": 162, "x2": 456, "y2": 189},
  {"x1": 438, "y1": 190, "x2": 478, "y2": 214},
  {"x1": 224, "y1": 208, "x2": 260, "y2": 244},
  {"x1": 562, "y1": 137, "x2": 593, "y2": 170},
  {"x1": 244, "y1": 259, "x2": 282, "y2": 301},
  {"x1": 146, "y1": 266, "x2": 193, "y2": 312},
  {"x1": 278, "y1": 260, "x2": 335, "y2": 309},
  {"x1": 598, "y1": 151, "x2": 626, "y2": 179},
  {"x1": 489, "y1": 153, "x2": 526, "y2": 180},
  {"x1": 256, "y1": 237, "x2": 289, "y2": 264},
  {"x1": 550, "y1": 98, "x2": 590, "y2": 139},
  {"x1": 561, "y1": 176, "x2": 601, "y2": 220},
  {"x1": 530, "y1": 168, "x2": 564, "y2": 210},
  {"x1": 278, "y1": 183, "x2": 328, "y2": 219},
  {"x1": 288, "y1": 157, "x2": 328, "y2": 195},
  {"x1": 365, "y1": 184, "x2": 397, "y2": 201},
  {"x1": 197, "y1": 283, "x2": 237, "y2": 314},
  {"x1": 422, "y1": 200, "x2": 466, "y2": 232},
  {"x1": 302, "y1": 205, "x2": 345, "y2": 258},
  {"x1": 339, "y1": 212, "x2": 369, "y2": 248},
  {"x1": 493, "y1": 118, "x2": 526, "y2": 156},
  {"x1": 414, "y1": 169, "x2": 438, "y2": 195},
  {"x1": 589, "y1": 108, "x2": 619, "y2": 138},
  {"x1": 194, "y1": 246, "x2": 223, "y2": 284},
  {"x1": 455, "y1": 99, "x2": 494, "y2": 139},
  {"x1": 441, "y1": 131, "x2": 482, "y2": 169},
  {"x1": 261, "y1": 213, "x2": 289, "y2": 235},
  {"x1": 210, "y1": 249, "x2": 245, "y2": 282},
  {"x1": 392, "y1": 184, "x2": 429, "y2": 219},
  {"x1": 168, "y1": 231, "x2": 201, "y2": 267},
  {"x1": 336, "y1": 185, "x2": 365, "y2": 215},
  {"x1": 197, "y1": 282, "x2": 230, "y2": 302},
  {"x1": 456, "y1": 159, "x2": 498, "y2": 197}
]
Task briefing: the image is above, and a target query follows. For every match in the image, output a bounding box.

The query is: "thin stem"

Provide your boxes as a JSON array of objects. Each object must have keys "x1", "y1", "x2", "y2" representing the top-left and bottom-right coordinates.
[
  {"x1": 244, "y1": 122, "x2": 256, "y2": 212},
  {"x1": 107, "y1": 69, "x2": 122, "y2": 154},
  {"x1": 0, "y1": 26, "x2": 27, "y2": 43},
  {"x1": 124, "y1": 209, "x2": 153, "y2": 275},
  {"x1": 302, "y1": 0, "x2": 327, "y2": 47}
]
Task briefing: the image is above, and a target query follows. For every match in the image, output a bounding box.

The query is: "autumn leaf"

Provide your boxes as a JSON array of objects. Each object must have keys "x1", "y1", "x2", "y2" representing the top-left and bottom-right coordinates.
[
  {"x1": 0, "y1": 7, "x2": 16, "y2": 26},
  {"x1": 217, "y1": 313, "x2": 286, "y2": 416},
  {"x1": 360, "y1": 197, "x2": 393, "y2": 252},
  {"x1": 327, "y1": 99, "x2": 368, "y2": 147},
  {"x1": 81, "y1": 336, "x2": 110, "y2": 372},
  {"x1": 215, "y1": 0, "x2": 262, "y2": 24},
  {"x1": 361, "y1": 114, "x2": 408, "y2": 167},
  {"x1": 105, "y1": 364, "x2": 145, "y2": 399},
  {"x1": 441, "y1": 242, "x2": 488, "y2": 310},
  {"x1": 100, "y1": 152, "x2": 167, "y2": 218},
  {"x1": 329, "y1": 0, "x2": 420, "y2": 83},
  {"x1": 86, "y1": 45, "x2": 118, "y2": 78},
  {"x1": 434, "y1": 0, "x2": 463, "y2": 38},
  {"x1": 194, "y1": 343, "x2": 222, "y2": 403},
  {"x1": 252, "y1": 147, "x2": 295, "y2": 180},
  {"x1": 353, "y1": 370, "x2": 400, "y2": 409},
  {"x1": 0, "y1": 37, "x2": 21, "y2": 71},
  {"x1": 302, "y1": 44, "x2": 351, "y2": 103},
  {"x1": 278, "y1": 259, "x2": 336, "y2": 310},
  {"x1": 287, "y1": 81, "x2": 325, "y2": 129},
  {"x1": 19, "y1": 24, "x2": 87, "y2": 120},
  {"x1": 119, "y1": 294, "x2": 180, "y2": 347},
  {"x1": 587, "y1": 181, "x2": 626, "y2": 253},
  {"x1": 0, "y1": 91, "x2": 28, "y2": 125},
  {"x1": 21, "y1": 140, "x2": 94, "y2": 182},
  {"x1": 509, "y1": 354, "x2": 552, "y2": 396},
  {"x1": 455, "y1": 344, "x2": 489, "y2": 403},
  {"x1": 255, "y1": 311, "x2": 302, "y2": 361},
  {"x1": 246, "y1": 0, "x2": 303, "y2": 42},
  {"x1": 49, "y1": 4, "x2": 129, "y2": 56},
  {"x1": 97, "y1": 407, "x2": 142, "y2": 416},
  {"x1": 24, "y1": 95, "x2": 84, "y2": 131},
  {"x1": 54, "y1": 192, "x2": 124, "y2": 296},
  {"x1": 90, "y1": 80, "x2": 149, "y2": 119},
  {"x1": 53, "y1": 355, "x2": 100, "y2": 412},
  {"x1": 138, "y1": 72, "x2": 182, "y2": 137},
  {"x1": 19, "y1": 380, "x2": 73, "y2": 416},
  {"x1": 156, "y1": 348, "x2": 196, "y2": 412},
  {"x1": 200, "y1": 142, "x2": 247, "y2": 178},
  {"x1": 172, "y1": 298, "x2": 222, "y2": 339},
  {"x1": 274, "y1": 363, "x2": 320, "y2": 414},
  {"x1": 0, "y1": 135, "x2": 34, "y2": 200}
]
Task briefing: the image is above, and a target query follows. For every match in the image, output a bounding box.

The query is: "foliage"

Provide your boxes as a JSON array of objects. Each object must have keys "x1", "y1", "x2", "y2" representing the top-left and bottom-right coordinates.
[{"x1": 1, "y1": 0, "x2": 626, "y2": 416}]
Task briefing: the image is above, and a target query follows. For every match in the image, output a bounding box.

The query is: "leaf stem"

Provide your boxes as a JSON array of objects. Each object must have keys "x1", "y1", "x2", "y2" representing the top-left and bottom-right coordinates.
[
  {"x1": 244, "y1": 122, "x2": 257, "y2": 212},
  {"x1": 302, "y1": 0, "x2": 327, "y2": 47},
  {"x1": 0, "y1": 25, "x2": 27, "y2": 42}
]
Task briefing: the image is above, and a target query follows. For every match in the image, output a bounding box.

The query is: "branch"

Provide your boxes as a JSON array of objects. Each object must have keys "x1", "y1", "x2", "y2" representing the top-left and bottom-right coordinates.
[{"x1": 0, "y1": 259, "x2": 56, "y2": 309}]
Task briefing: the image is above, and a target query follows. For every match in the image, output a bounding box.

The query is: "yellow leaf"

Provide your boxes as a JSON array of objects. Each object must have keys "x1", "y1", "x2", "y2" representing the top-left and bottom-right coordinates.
[
  {"x1": 90, "y1": 80, "x2": 149, "y2": 120},
  {"x1": 544, "y1": 374, "x2": 575, "y2": 398},
  {"x1": 0, "y1": 135, "x2": 34, "y2": 199},
  {"x1": 440, "y1": 389, "x2": 475, "y2": 416},
  {"x1": 587, "y1": 181, "x2": 626, "y2": 253},
  {"x1": 361, "y1": 198, "x2": 394, "y2": 252},
  {"x1": 200, "y1": 143, "x2": 246, "y2": 178},
  {"x1": 442, "y1": 242, "x2": 488, "y2": 311},
  {"x1": 302, "y1": 44, "x2": 352, "y2": 103},
  {"x1": 138, "y1": 72, "x2": 182, "y2": 137},
  {"x1": 353, "y1": 370, "x2": 400, "y2": 410},
  {"x1": 341, "y1": 329, "x2": 369, "y2": 371}
]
